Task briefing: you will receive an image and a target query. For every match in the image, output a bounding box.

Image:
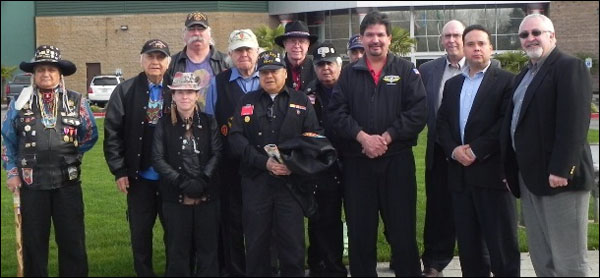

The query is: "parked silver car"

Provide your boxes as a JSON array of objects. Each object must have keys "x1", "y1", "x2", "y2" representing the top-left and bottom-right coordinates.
[{"x1": 88, "y1": 75, "x2": 124, "y2": 106}]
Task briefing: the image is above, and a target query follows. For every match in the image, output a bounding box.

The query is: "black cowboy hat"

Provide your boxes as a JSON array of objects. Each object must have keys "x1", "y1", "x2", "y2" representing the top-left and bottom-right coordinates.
[
  {"x1": 20, "y1": 45, "x2": 77, "y2": 76},
  {"x1": 274, "y1": 20, "x2": 318, "y2": 47}
]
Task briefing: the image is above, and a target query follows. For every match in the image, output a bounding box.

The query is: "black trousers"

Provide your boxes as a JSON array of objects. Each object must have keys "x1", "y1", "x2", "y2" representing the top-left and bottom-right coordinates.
[
  {"x1": 21, "y1": 183, "x2": 88, "y2": 277},
  {"x1": 241, "y1": 174, "x2": 305, "y2": 277},
  {"x1": 218, "y1": 161, "x2": 246, "y2": 276},
  {"x1": 127, "y1": 178, "x2": 166, "y2": 277},
  {"x1": 451, "y1": 186, "x2": 520, "y2": 277},
  {"x1": 307, "y1": 174, "x2": 347, "y2": 277},
  {"x1": 163, "y1": 200, "x2": 219, "y2": 277},
  {"x1": 422, "y1": 144, "x2": 455, "y2": 271},
  {"x1": 344, "y1": 151, "x2": 421, "y2": 277}
]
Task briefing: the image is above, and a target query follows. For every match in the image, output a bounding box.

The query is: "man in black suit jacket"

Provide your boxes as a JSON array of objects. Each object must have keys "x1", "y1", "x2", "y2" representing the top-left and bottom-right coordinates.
[
  {"x1": 501, "y1": 14, "x2": 593, "y2": 277},
  {"x1": 417, "y1": 20, "x2": 465, "y2": 277},
  {"x1": 419, "y1": 20, "x2": 502, "y2": 277},
  {"x1": 437, "y1": 25, "x2": 519, "y2": 277}
]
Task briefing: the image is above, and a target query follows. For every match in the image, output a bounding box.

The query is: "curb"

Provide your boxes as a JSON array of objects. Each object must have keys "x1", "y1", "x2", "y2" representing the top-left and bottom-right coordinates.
[{"x1": 93, "y1": 112, "x2": 105, "y2": 119}]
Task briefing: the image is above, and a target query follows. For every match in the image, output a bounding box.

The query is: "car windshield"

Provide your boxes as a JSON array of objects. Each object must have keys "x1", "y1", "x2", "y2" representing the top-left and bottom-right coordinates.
[
  {"x1": 93, "y1": 77, "x2": 119, "y2": 86},
  {"x1": 14, "y1": 75, "x2": 32, "y2": 83}
]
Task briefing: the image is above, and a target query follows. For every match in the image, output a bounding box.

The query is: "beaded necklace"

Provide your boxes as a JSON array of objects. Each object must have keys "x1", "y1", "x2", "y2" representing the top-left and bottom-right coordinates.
[{"x1": 38, "y1": 89, "x2": 58, "y2": 128}]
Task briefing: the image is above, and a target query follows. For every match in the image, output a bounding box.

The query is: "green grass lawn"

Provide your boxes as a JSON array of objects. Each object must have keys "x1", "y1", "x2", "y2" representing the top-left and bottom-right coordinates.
[
  {"x1": 589, "y1": 129, "x2": 599, "y2": 144},
  {"x1": 1, "y1": 120, "x2": 598, "y2": 276}
]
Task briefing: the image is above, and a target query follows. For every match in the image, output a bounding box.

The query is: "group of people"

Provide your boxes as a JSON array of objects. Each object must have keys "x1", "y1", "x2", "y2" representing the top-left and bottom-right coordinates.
[{"x1": 1, "y1": 9, "x2": 594, "y2": 278}]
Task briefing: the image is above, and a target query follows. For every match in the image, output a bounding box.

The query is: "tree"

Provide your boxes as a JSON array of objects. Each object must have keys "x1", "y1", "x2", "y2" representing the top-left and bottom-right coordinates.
[
  {"x1": 389, "y1": 26, "x2": 416, "y2": 57},
  {"x1": 2, "y1": 65, "x2": 18, "y2": 102},
  {"x1": 493, "y1": 51, "x2": 529, "y2": 74},
  {"x1": 254, "y1": 24, "x2": 285, "y2": 53}
]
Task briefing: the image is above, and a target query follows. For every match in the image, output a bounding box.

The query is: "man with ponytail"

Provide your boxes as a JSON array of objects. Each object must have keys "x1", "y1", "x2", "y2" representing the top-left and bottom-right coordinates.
[{"x1": 1, "y1": 44, "x2": 98, "y2": 276}]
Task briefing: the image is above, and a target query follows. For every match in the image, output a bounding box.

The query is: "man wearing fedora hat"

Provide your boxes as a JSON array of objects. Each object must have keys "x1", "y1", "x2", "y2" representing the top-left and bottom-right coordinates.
[
  {"x1": 168, "y1": 11, "x2": 229, "y2": 84},
  {"x1": 2, "y1": 45, "x2": 98, "y2": 276},
  {"x1": 104, "y1": 39, "x2": 173, "y2": 276},
  {"x1": 152, "y1": 71, "x2": 223, "y2": 276},
  {"x1": 275, "y1": 20, "x2": 318, "y2": 92},
  {"x1": 229, "y1": 50, "x2": 322, "y2": 277},
  {"x1": 205, "y1": 28, "x2": 261, "y2": 276}
]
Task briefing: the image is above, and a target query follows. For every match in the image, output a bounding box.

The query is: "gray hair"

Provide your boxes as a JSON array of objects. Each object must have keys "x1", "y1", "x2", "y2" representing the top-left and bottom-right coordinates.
[
  {"x1": 519, "y1": 14, "x2": 555, "y2": 33},
  {"x1": 441, "y1": 20, "x2": 465, "y2": 35},
  {"x1": 182, "y1": 26, "x2": 215, "y2": 46}
]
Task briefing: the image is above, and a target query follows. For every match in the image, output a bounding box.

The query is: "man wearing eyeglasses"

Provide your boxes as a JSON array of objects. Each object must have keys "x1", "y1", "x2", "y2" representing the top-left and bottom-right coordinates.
[
  {"x1": 417, "y1": 20, "x2": 466, "y2": 277},
  {"x1": 501, "y1": 14, "x2": 593, "y2": 277},
  {"x1": 228, "y1": 50, "x2": 322, "y2": 276}
]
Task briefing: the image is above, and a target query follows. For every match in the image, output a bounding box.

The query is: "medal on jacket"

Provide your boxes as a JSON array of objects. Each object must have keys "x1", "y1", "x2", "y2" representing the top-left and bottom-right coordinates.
[{"x1": 63, "y1": 127, "x2": 70, "y2": 142}]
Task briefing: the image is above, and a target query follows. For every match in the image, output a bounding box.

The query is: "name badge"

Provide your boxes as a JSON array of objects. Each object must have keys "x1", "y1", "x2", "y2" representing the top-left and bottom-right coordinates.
[
  {"x1": 241, "y1": 104, "x2": 254, "y2": 116},
  {"x1": 289, "y1": 103, "x2": 306, "y2": 110}
]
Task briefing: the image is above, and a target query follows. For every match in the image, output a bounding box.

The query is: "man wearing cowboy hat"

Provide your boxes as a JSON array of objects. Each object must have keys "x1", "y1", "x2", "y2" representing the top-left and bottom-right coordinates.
[
  {"x1": 274, "y1": 20, "x2": 318, "y2": 91},
  {"x1": 1, "y1": 45, "x2": 98, "y2": 276},
  {"x1": 152, "y1": 71, "x2": 223, "y2": 276},
  {"x1": 104, "y1": 39, "x2": 173, "y2": 276}
]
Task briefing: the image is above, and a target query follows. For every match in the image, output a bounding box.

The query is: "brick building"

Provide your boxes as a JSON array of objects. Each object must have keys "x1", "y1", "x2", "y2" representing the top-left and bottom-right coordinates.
[{"x1": 1, "y1": 1, "x2": 598, "y2": 95}]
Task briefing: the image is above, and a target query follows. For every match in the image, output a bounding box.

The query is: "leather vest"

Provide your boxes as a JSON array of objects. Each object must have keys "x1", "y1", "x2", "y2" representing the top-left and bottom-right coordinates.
[
  {"x1": 16, "y1": 90, "x2": 83, "y2": 190},
  {"x1": 214, "y1": 69, "x2": 246, "y2": 155}
]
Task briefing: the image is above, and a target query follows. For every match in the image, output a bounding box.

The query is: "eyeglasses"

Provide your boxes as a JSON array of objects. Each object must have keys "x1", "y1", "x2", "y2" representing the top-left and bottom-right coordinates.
[{"x1": 518, "y1": 29, "x2": 550, "y2": 39}]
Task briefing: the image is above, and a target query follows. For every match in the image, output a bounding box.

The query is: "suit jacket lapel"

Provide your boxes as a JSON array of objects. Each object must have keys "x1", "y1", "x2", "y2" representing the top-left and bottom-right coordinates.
[
  {"x1": 465, "y1": 67, "x2": 496, "y2": 131},
  {"x1": 430, "y1": 57, "x2": 447, "y2": 117},
  {"x1": 451, "y1": 76, "x2": 465, "y2": 143},
  {"x1": 517, "y1": 48, "x2": 560, "y2": 126}
]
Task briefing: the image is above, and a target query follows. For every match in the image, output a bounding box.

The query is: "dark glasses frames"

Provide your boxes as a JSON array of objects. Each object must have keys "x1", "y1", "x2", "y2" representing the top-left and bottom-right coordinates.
[{"x1": 518, "y1": 29, "x2": 549, "y2": 39}]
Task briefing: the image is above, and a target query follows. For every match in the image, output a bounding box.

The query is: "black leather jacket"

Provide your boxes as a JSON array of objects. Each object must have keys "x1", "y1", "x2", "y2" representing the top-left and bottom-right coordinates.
[
  {"x1": 152, "y1": 109, "x2": 222, "y2": 203},
  {"x1": 103, "y1": 72, "x2": 172, "y2": 180},
  {"x1": 167, "y1": 45, "x2": 229, "y2": 79}
]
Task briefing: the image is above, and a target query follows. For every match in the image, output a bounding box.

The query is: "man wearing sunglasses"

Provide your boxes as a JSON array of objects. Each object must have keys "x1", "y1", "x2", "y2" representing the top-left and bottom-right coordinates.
[{"x1": 501, "y1": 14, "x2": 594, "y2": 277}]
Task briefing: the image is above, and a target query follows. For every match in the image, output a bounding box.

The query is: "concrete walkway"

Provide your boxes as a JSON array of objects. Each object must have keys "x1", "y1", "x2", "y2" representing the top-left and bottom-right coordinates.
[{"x1": 373, "y1": 251, "x2": 599, "y2": 277}]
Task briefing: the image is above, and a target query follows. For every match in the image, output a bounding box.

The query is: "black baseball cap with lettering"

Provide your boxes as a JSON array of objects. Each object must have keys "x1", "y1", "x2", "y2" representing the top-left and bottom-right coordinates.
[
  {"x1": 312, "y1": 42, "x2": 341, "y2": 65},
  {"x1": 140, "y1": 39, "x2": 170, "y2": 56},
  {"x1": 257, "y1": 50, "x2": 285, "y2": 71},
  {"x1": 185, "y1": 12, "x2": 209, "y2": 28}
]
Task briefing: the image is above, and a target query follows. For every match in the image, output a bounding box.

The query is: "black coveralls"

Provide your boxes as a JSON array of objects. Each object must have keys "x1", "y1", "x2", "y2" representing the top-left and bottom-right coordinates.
[
  {"x1": 328, "y1": 54, "x2": 427, "y2": 277},
  {"x1": 304, "y1": 80, "x2": 347, "y2": 277},
  {"x1": 228, "y1": 86, "x2": 321, "y2": 277}
]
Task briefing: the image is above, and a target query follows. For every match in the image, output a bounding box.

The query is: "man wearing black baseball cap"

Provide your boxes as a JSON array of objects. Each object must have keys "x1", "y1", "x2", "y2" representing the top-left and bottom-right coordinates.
[
  {"x1": 303, "y1": 43, "x2": 347, "y2": 277},
  {"x1": 228, "y1": 50, "x2": 322, "y2": 276},
  {"x1": 168, "y1": 11, "x2": 228, "y2": 81},
  {"x1": 274, "y1": 21, "x2": 318, "y2": 91},
  {"x1": 347, "y1": 34, "x2": 365, "y2": 63},
  {"x1": 104, "y1": 39, "x2": 173, "y2": 276}
]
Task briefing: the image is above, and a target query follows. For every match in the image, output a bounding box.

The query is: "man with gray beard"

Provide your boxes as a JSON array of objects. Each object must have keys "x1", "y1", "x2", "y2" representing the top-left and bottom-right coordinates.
[
  {"x1": 168, "y1": 12, "x2": 229, "y2": 89},
  {"x1": 501, "y1": 14, "x2": 594, "y2": 277}
]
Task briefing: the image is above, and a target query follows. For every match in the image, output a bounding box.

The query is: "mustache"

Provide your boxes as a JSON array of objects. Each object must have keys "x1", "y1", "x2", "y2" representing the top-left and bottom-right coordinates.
[{"x1": 186, "y1": 36, "x2": 205, "y2": 44}]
